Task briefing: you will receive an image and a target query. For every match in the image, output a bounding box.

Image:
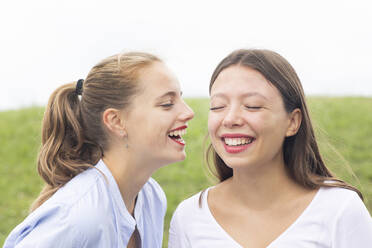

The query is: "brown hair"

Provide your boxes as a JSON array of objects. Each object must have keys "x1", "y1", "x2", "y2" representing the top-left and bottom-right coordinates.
[
  {"x1": 31, "y1": 52, "x2": 160, "y2": 211},
  {"x1": 206, "y1": 49, "x2": 362, "y2": 199}
]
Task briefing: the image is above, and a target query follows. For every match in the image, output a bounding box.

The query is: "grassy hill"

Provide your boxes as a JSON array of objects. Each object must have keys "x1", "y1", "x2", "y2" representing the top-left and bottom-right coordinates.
[{"x1": 1, "y1": 97, "x2": 371, "y2": 247}]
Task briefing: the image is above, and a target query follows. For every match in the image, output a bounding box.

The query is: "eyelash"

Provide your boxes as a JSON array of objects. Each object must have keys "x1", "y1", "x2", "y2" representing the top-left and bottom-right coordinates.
[
  {"x1": 245, "y1": 106, "x2": 262, "y2": 110},
  {"x1": 210, "y1": 106, "x2": 224, "y2": 111},
  {"x1": 161, "y1": 103, "x2": 174, "y2": 108},
  {"x1": 210, "y1": 106, "x2": 262, "y2": 110}
]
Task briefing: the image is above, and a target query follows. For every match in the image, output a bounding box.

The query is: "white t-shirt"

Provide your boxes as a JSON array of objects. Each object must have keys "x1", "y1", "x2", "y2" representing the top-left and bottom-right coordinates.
[{"x1": 169, "y1": 186, "x2": 372, "y2": 248}]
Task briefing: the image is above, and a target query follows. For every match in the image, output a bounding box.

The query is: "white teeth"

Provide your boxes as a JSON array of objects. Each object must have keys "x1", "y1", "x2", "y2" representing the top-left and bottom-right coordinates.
[
  {"x1": 168, "y1": 129, "x2": 186, "y2": 137},
  {"x1": 224, "y1": 137, "x2": 253, "y2": 146}
]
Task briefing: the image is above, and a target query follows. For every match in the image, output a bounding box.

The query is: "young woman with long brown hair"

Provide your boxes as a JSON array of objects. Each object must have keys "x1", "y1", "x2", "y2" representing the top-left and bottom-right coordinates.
[
  {"x1": 168, "y1": 49, "x2": 372, "y2": 247},
  {"x1": 4, "y1": 52, "x2": 194, "y2": 248}
]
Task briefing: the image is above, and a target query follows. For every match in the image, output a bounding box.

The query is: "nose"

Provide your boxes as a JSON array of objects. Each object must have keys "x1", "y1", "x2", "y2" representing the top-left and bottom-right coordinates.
[
  {"x1": 222, "y1": 106, "x2": 244, "y2": 128},
  {"x1": 180, "y1": 100, "x2": 194, "y2": 122}
]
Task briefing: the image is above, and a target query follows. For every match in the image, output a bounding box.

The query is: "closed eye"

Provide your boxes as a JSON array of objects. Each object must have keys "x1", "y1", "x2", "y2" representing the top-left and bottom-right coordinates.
[
  {"x1": 161, "y1": 103, "x2": 174, "y2": 108},
  {"x1": 245, "y1": 106, "x2": 262, "y2": 110},
  {"x1": 210, "y1": 106, "x2": 225, "y2": 111}
]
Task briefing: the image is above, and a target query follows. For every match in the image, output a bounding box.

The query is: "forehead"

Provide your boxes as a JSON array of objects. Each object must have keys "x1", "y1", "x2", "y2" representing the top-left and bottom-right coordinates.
[
  {"x1": 136, "y1": 62, "x2": 181, "y2": 98},
  {"x1": 211, "y1": 65, "x2": 282, "y2": 101}
]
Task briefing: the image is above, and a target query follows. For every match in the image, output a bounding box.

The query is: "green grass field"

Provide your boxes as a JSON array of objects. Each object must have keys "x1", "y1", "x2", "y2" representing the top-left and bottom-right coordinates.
[{"x1": 1, "y1": 97, "x2": 371, "y2": 247}]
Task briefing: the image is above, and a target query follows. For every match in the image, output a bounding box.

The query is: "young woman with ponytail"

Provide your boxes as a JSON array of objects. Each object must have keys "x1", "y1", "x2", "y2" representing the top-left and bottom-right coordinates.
[
  {"x1": 4, "y1": 52, "x2": 194, "y2": 248},
  {"x1": 168, "y1": 49, "x2": 372, "y2": 247}
]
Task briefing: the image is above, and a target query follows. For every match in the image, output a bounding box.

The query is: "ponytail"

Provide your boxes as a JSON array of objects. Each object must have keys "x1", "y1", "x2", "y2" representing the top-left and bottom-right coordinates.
[{"x1": 30, "y1": 82, "x2": 102, "y2": 211}]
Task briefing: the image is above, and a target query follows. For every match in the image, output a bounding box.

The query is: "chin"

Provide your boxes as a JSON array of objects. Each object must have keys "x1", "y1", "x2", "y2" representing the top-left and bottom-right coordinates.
[
  {"x1": 173, "y1": 152, "x2": 186, "y2": 163},
  {"x1": 159, "y1": 152, "x2": 186, "y2": 167},
  {"x1": 221, "y1": 157, "x2": 253, "y2": 169}
]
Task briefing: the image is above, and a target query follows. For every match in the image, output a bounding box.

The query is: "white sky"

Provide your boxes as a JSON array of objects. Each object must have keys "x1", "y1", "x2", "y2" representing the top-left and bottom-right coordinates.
[{"x1": 1, "y1": 0, "x2": 371, "y2": 110}]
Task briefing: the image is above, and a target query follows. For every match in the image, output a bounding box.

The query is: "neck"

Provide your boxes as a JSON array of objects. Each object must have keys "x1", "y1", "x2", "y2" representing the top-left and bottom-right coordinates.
[
  {"x1": 226, "y1": 159, "x2": 304, "y2": 210},
  {"x1": 102, "y1": 149, "x2": 155, "y2": 216}
]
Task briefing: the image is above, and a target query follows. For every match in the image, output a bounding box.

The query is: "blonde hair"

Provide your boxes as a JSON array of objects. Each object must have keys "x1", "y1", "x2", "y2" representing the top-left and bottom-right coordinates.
[{"x1": 31, "y1": 52, "x2": 160, "y2": 211}]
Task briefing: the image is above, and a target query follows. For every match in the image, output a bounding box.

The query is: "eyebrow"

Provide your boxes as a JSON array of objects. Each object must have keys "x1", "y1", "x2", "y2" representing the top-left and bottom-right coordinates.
[
  {"x1": 156, "y1": 91, "x2": 182, "y2": 100},
  {"x1": 211, "y1": 92, "x2": 268, "y2": 100}
]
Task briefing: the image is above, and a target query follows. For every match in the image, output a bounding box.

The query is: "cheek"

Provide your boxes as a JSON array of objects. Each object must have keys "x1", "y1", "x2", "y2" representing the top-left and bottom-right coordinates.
[
  {"x1": 132, "y1": 116, "x2": 164, "y2": 141},
  {"x1": 243, "y1": 114, "x2": 265, "y2": 132},
  {"x1": 260, "y1": 115, "x2": 289, "y2": 139},
  {"x1": 207, "y1": 114, "x2": 221, "y2": 135}
]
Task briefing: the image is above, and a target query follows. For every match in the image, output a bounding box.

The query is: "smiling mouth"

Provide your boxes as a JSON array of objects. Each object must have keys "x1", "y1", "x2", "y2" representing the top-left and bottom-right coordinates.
[
  {"x1": 222, "y1": 137, "x2": 254, "y2": 146},
  {"x1": 168, "y1": 127, "x2": 187, "y2": 146},
  {"x1": 220, "y1": 134, "x2": 255, "y2": 153}
]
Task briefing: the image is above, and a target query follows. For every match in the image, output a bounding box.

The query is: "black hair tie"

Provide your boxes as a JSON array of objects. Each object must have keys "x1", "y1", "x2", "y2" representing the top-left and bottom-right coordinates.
[{"x1": 76, "y1": 79, "x2": 84, "y2": 96}]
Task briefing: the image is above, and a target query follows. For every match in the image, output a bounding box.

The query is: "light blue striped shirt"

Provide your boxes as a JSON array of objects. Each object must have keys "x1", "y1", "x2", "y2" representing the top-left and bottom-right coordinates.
[{"x1": 4, "y1": 159, "x2": 167, "y2": 248}]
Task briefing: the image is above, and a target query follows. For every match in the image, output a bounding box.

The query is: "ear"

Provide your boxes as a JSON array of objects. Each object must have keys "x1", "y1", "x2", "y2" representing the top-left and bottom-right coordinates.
[
  {"x1": 286, "y1": 108, "x2": 302, "y2": 137},
  {"x1": 102, "y1": 108, "x2": 127, "y2": 137}
]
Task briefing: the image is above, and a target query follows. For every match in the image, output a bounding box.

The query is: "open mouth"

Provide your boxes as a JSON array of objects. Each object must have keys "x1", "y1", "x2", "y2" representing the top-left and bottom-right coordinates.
[
  {"x1": 168, "y1": 126, "x2": 187, "y2": 146},
  {"x1": 222, "y1": 137, "x2": 255, "y2": 146},
  {"x1": 220, "y1": 134, "x2": 255, "y2": 153}
]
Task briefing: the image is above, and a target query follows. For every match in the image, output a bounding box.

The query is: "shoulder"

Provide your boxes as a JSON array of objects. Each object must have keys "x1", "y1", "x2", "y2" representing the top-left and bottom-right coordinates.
[
  {"x1": 175, "y1": 190, "x2": 204, "y2": 214},
  {"x1": 297, "y1": 186, "x2": 371, "y2": 233},
  {"x1": 168, "y1": 188, "x2": 211, "y2": 247},
  {"x1": 171, "y1": 188, "x2": 209, "y2": 226},
  {"x1": 317, "y1": 187, "x2": 372, "y2": 231},
  {"x1": 41, "y1": 167, "x2": 113, "y2": 222},
  {"x1": 317, "y1": 186, "x2": 365, "y2": 212},
  {"x1": 4, "y1": 203, "x2": 81, "y2": 247},
  {"x1": 318, "y1": 187, "x2": 372, "y2": 246},
  {"x1": 4, "y1": 167, "x2": 119, "y2": 247},
  {"x1": 319, "y1": 185, "x2": 359, "y2": 198},
  {"x1": 173, "y1": 182, "x2": 228, "y2": 218},
  {"x1": 49, "y1": 167, "x2": 107, "y2": 206},
  {"x1": 60, "y1": 168, "x2": 119, "y2": 234},
  {"x1": 313, "y1": 186, "x2": 368, "y2": 218},
  {"x1": 11, "y1": 174, "x2": 105, "y2": 234},
  {"x1": 323, "y1": 186, "x2": 371, "y2": 221}
]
